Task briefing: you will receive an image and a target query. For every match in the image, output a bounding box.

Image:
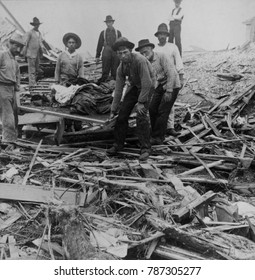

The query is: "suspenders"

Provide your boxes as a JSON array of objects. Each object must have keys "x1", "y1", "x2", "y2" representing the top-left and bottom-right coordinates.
[
  {"x1": 103, "y1": 28, "x2": 118, "y2": 46},
  {"x1": 171, "y1": 7, "x2": 184, "y2": 21}
]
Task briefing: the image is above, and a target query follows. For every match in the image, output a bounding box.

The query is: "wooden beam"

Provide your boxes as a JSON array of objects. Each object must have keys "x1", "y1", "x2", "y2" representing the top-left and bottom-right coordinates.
[
  {"x1": 19, "y1": 105, "x2": 106, "y2": 124},
  {"x1": 0, "y1": 183, "x2": 85, "y2": 206}
]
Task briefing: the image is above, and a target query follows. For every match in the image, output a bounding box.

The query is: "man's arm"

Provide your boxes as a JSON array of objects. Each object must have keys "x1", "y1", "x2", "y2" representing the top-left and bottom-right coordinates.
[
  {"x1": 137, "y1": 58, "x2": 153, "y2": 104},
  {"x1": 96, "y1": 31, "x2": 104, "y2": 59},
  {"x1": 54, "y1": 54, "x2": 62, "y2": 83},
  {"x1": 15, "y1": 62, "x2": 21, "y2": 91},
  {"x1": 111, "y1": 66, "x2": 125, "y2": 113},
  {"x1": 161, "y1": 53, "x2": 178, "y2": 93},
  {"x1": 173, "y1": 44, "x2": 184, "y2": 74},
  {"x1": 78, "y1": 55, "x2": 84, "y2": 78},
  {"x1": 21, "y1": 31, "x2": 31, "y2": 57},
  {"x1": 117, "y1": 30, "x2": 122, "y2": 38},
  {"x1": 172, "y1": 9, "x2": 184, "y2": 21}
]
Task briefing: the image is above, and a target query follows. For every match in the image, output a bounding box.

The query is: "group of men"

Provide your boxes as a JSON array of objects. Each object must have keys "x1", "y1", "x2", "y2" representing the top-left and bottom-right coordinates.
[
  {"x1": 99, "y1": 0, "x2": 184, "y2": 161},
  {"x1": 0, "y1": 0, "x2": 184, "y2": 154}
]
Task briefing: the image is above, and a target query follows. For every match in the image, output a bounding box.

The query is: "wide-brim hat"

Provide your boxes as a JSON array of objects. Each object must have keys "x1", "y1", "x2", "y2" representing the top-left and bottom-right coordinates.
[
  {"x1": 9, "y1": 32, "x2": 25, "y2": 46},
  {"x1": 174, "y1": 0, "x2": 182, "y2": 3},
  {"x1": 104, "y1": 15, "x2": 115, "y2": 22},
  {"x1": 135, "y1": 39, "x2": 155, "y2": 52},
  {"x1": 154, "y1": 23, "x2": 170, "y2": 37},
  {"x1": 63, "y1": 33, "x2": 82, "y2": 49},
  {"x1": 112, "y1": 37, "x2": 135, "y2": 51},
  {"x1": 30, "y1": 17, "x2": 42, "y2": 26}
]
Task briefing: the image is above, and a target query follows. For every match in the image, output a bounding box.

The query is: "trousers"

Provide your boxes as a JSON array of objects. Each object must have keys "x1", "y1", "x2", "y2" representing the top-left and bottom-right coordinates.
[
  {"x1": 169, "y1": 21, "x2": 182, "y2": 56},
  {"x1": 149, "y1": 85, "x2": 179, "y2": 141},
  {"x1": 114, "y1": 86, "x2": 151, "y2": 152},
  {"x1": 101, "y1": 46, "x2": 120, "y2": 81},
  {"x1": 167, "y1": 107, "x2": 175, "y2": 129},
  {"x1": 27, "y1": 56, "x2": 40, "y2": 87},
  {"x1": 0, "y1": 84, "x2": 18, "y2": 143}
]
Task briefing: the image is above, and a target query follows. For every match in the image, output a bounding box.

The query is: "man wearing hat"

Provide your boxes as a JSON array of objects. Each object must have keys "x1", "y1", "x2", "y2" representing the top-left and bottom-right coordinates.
[
  {"x1": 154, "y1": 23, "x2": 184, "y2": 137},
  {"x1": 95, "y1": 15, "x2": 122, "y2": 82},
  {"x1": 106, "y1": 37, "x2": 154, "y2": 161},
  {"x1": 136, "y1": 39, "x2": 180, "y2": 145},
  {"x1": 55, "y1": 33, "x2": 84, "y2": 85},
  {"x1": 168, "y1": 0, "x2": 184, "y2": 56},
  {"x1": 0, "y1": 32, "x2": 25, "y2": 148},
  {"x1": 23, "y1": 17, "x2": 44, "y2": 87}
]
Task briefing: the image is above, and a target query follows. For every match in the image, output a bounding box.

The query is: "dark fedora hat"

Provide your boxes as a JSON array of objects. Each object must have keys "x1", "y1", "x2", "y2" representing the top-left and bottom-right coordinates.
[
  {"x1": 30, "y1": 17, "x2": 42, "y2": 26},
  {"x1": 104, "y1": 15, "x2": 115, "y2": 22},
  {"x1": 154, "y1": 23, "x2": 170, "y2": 37},
  {"x1": 135, "y1": 39, "x2": 155, "y2": 52},
  {"x1": 63, "y1": 33, "x2": 82, "y2": 49},
  {"x1": 112, "y1": 37, "x2": 135, "y2": 51}
]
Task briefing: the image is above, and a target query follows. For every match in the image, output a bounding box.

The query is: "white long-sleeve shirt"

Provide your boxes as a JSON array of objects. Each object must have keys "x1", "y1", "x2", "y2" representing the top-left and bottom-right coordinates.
[
  {"x1": 169, "y1": 7, "x2": 184, "y2": 22},
  {"x1": 154, "y1": 43, "x2": 184, "y2": 75}
]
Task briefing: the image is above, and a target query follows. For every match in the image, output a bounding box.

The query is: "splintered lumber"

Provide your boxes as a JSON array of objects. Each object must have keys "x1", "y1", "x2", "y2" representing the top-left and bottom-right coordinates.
[
  {"x1": 0, "y1": 212, "x2": 22, "y2": 231},
  {"x1": 22, "y1": 139, "x2": 42, "y2": 185},
  {"x1": 178, "y1": 160, "x2": 223, "y2": 176},
  {"x1": 154, "y1": 244, "x2": 211, "y2": 260},
  {"x1": 163, "y1": 226, "x2": 255, "y2": 260},
  {"x1": 19, "y1": 105, "x2": 105, "y2": 124},
  {"x1": 0, "y1": 183, "x2": 85, "y2": 206},
  {"x1": 189, "y1": 151, "x2": 215, "y2": 178},
  {"x1": 57, "y1": 209, "x2": 115, "y2": 260},
  {"x1": 172, "y1": 191, "x2": 217, "y2": 222},
  {"x1": 177, "y1": 176, "x2": 228, "y2": 185},
  {"x1": 170, "y1": 151, "x2": 241, "y2": 164},
  {"x1": 204, "y1": 115, "x2": 221, "y2": 137}
]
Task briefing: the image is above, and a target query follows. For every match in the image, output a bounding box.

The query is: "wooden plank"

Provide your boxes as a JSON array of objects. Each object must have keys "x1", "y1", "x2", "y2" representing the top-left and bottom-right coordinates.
[
  {"x1": 204, "y1": 115, "x2": 221, "y2": 137},
  {"x1": 0, "y1": 212, "x2": 22, "y2": 231},
  {"x1": 22, "y1": 140, "x2": 42, "y2": 185},
  {"x1": 189, "y1": 151, "x2": 216, "y2": 179},
  {"x1": 18, "y1": 113, "x2": 61, "y2": 125},
  {"x1": 8, "y1": 236, "x2": 19, "y2": 259},
  {"x1": 174, "y1": 138, "x2": 189, "y2": 153},
  {"x1": 172, "y1": 191, "x2": 217, "y2": 222},
  {"x1": 178, "y1": 160, "x2": 223, "y2": 176},
  {"x1": 19, "y1": 105, "x2": 106, "y2": 124},
  {"x1": 0, "y1": 183, "x2": 85, "y2": 206},
  {"x1": 154, "y1": 244, "x2": 210, "y2": 260}
]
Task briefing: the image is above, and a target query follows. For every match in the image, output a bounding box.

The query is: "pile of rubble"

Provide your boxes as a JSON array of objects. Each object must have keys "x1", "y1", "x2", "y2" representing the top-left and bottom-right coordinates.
[{"x1": 1, "y1": 45, "x2": 255, "y2": 260}]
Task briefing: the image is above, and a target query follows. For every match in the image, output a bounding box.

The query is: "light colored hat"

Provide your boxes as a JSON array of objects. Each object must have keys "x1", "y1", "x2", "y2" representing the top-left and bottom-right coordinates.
[{"x1": 9, "y1": 32, "x2": 25, "y2": 46}]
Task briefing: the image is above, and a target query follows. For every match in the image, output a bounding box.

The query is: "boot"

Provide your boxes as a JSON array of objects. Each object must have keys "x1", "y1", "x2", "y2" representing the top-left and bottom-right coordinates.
[
  {"x1": 106, "y1": 145, "x2": 122, "y2": 156},
  {"x1": 166, "y1": 128, "x2": 181, "y2": 137}
]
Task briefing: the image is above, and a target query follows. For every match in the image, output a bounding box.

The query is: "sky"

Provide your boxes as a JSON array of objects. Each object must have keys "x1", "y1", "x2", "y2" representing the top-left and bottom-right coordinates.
[{"x1": 0, "y1": 0, "x2": 255, "y2": 58}]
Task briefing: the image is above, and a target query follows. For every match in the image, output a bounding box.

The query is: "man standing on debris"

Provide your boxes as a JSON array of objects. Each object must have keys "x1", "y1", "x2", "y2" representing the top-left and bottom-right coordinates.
[
  {"x1": 169, "y1": 0, "x2": 184, "y2": 56},
  {"x1": 136, "y1": 39, "x2": 180, "y2": 145},
  {"x1": 106, "y1": 37, "x2": 154, "y2": 161},
  {"x1": 154, "y1": 23, "x2": 184, "y2": 137},
  {"x1": 23, "y1": 17, "x2": 44, "y2": 87},
  {"x1": 55, "y1": 33, "x2": 84, "y2": 85},
  {"x1": 95, "y1": 15, "x2": 122, "y2": 82},
  {"x1": 0, "y1": 33, "x2": 25, "y2": 148}
]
